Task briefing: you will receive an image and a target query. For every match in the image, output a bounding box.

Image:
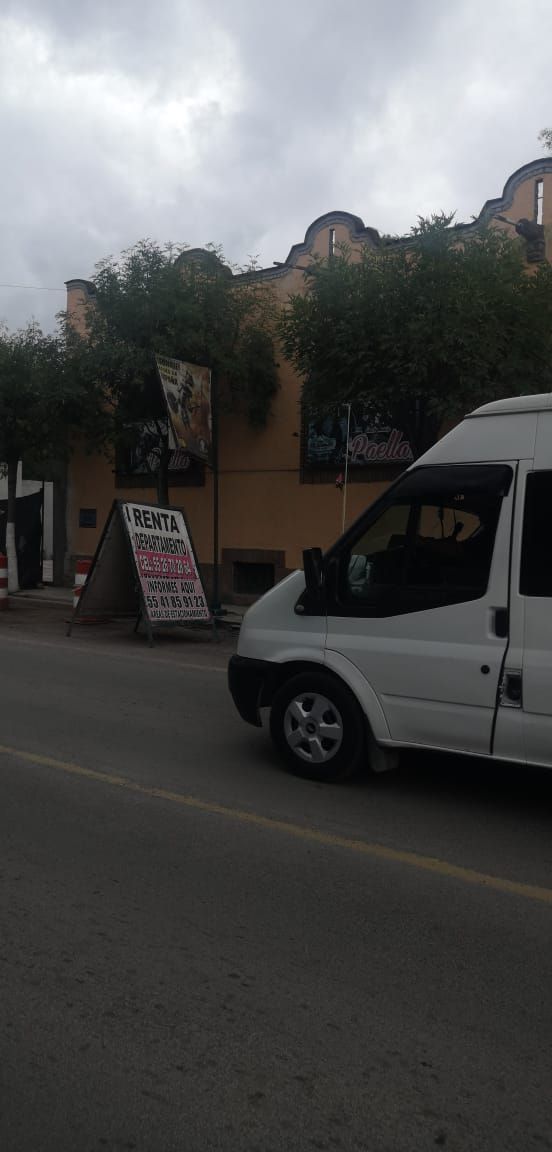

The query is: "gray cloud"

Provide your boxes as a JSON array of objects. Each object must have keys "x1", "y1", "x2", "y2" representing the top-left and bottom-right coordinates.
[{"x1": 1, "y1": 0, "x2": 551, "y2": 331}]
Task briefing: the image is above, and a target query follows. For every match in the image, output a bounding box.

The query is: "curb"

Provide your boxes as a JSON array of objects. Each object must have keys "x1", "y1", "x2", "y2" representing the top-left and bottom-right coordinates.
[{"x1": 11, "y1": 593, "x2": 72, "y2": 607}]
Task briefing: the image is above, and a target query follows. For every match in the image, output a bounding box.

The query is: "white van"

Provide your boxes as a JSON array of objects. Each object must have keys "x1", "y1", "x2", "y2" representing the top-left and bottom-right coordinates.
[{"x1": 228, "y1": 395, "x2": 552, "y2": 781}]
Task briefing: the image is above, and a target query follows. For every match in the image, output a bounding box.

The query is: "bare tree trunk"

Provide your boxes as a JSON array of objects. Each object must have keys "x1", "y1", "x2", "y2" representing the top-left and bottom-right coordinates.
[{"x1": 6, "y1": 457, "x2": 19, "y2": 592}]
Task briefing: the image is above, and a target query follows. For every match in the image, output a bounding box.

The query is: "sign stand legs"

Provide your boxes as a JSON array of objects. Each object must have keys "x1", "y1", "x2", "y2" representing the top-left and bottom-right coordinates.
[{"x1": 133, "y1": 610, "x2": 154, "y2": 646}]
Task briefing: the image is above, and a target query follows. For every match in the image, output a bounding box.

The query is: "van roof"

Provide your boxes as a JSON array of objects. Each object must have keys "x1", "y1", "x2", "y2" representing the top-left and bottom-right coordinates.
[{"x1": 469, "y1": 394, "x2": 552, "y2": 418}]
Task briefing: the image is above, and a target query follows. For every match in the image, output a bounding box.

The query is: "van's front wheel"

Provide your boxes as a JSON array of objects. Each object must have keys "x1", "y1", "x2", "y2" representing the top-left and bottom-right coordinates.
[{"x1": 269, "y1": 672, "x2": 365, "y2": 782}]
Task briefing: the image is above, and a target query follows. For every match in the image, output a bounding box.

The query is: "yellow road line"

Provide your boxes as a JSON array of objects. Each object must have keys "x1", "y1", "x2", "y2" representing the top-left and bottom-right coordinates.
[{"x1": 1, "y1": 741, "x2": 551, "y2": 906}]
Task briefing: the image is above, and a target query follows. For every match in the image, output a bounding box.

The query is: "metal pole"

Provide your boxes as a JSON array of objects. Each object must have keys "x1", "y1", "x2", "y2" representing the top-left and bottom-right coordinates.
[
  {"x1": 39, "y1": 480, "x2": 44, "y2": 586},
  {"x1": 342, "y1": 403, "x2": 351, "y2": 534},
  {"x1": 211, "y1": 369, "x2": 220, "y2": 614}
]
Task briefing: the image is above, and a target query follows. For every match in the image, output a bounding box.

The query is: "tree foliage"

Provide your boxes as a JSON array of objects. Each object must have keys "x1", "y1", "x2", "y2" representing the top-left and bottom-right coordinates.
[
  {"x1": 280, "y1": 214, "x2": 552, "y2": 456},
  {"x1": 0, "y1": 321, "x2": 94, "y2": 477},
  {"x1": 0, "y1": 321, "x2": 101, "y2": 587},
  {"x1": 67, "y1": 240, "x2": 279, "y2": 497}
]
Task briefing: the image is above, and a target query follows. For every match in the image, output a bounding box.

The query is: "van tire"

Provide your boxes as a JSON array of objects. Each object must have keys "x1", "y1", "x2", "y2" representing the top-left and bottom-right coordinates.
[{"x1": 269, "y1": 671, "x2": 365, "y2": 782}]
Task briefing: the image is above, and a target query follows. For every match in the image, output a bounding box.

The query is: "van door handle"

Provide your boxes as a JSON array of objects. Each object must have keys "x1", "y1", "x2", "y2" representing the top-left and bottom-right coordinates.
[{"x1": 493, "y1": 608, "x2": 509, "y2": 638}]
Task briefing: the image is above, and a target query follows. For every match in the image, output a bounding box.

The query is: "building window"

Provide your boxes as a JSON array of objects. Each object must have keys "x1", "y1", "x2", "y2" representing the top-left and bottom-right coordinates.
[
  {"x1": 233, "y1": 561, "x2": 275, "y2": 596},
  {"x1": 535, "y1": 178, "x2": 544, "y2": 225},
  {"x1": 79, "y1": 508, "x2": 97, "y2": 528}
]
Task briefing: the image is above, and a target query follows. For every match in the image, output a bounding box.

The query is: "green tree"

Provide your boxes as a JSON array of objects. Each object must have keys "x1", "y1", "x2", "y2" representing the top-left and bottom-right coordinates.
[
  {"x1": 280, "y1": 215, "x2": 552, "y2": 457},
  {"x1": 0, "y1": 322, "x2": 99, "y2": 590},
  {"x1": 539, "y1": 128, "x2": 552, "y2": 150},
  {"x1": 68, "y1": 240, "x2": 279, "y2": 503}
]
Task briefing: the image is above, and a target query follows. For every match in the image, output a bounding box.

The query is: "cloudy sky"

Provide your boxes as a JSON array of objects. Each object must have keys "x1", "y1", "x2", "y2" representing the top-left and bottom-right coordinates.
[{"x1": 1, "y1": 0, "x2": 551, "y2": 331}]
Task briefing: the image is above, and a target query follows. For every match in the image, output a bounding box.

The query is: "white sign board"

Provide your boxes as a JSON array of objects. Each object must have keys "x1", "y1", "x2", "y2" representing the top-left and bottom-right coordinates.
[{"x1": 122, "y1": 502, "x2": 210, "y2": 623}]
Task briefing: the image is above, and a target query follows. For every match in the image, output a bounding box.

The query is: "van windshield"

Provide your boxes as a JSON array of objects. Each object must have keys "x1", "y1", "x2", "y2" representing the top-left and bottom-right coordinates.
[{"x1": 344, "y1": 464, "x2": 512, "y2": 608}]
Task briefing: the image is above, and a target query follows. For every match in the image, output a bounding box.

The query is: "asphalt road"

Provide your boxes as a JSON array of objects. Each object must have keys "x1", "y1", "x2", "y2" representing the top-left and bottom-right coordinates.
[{"x1": 1, "y1": 606, "x2": 552, "y2": 1152}]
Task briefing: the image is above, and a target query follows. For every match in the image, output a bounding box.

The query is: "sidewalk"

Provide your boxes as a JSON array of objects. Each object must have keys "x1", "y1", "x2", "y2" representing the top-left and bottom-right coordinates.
[
  {"x1": 14, "y1": 586, "x2": 73, "y2": 606},
  {"x1": 1, "y1": 587, "x2": 245, "y2": 659},
  {"x1": 11, "y1": 585, "x2": 247, "y2": 626}
]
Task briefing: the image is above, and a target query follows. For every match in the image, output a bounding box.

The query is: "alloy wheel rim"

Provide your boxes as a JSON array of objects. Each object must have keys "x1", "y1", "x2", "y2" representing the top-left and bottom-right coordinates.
[{"x1": 283, "y1": 692, "x2": 344, "y2": 763}]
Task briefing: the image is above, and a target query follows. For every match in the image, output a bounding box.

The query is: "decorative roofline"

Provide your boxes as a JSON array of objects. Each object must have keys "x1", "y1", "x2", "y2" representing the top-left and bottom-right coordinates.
[
  {"x1": 469, "y1": 155, "x2": 552, "y2": 228},
  {"x1": 65, "y1": 157, "x2": 552, "y2": 291},
  {"x1": 236, "y1": 156, "x2": 552, "y2": 280},
  {"x1": 285, "y1": 210, "x2": 381, "y2": 261},
  {"x1": 175, "y1": 248, "x2": 233, "y2": 276}
]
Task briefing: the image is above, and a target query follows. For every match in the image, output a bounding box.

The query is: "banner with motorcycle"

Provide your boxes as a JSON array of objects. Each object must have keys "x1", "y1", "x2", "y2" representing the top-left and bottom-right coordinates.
[{"x1": 156, "y1": 355, "x2": 212, "y2": 463}]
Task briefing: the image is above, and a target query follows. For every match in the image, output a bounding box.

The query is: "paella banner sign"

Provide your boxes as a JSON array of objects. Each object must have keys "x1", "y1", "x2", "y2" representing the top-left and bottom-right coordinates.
[
  {"x1": 307, "y1": 410, "x2": 414, "y2": 467},
  {"x1": 156, "y1": 355, "x2": 212, "y2": 463}
]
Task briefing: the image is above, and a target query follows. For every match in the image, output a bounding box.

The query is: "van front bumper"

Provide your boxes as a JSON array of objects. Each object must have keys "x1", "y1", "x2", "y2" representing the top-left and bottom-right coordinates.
[{"x1": 228, "y1": 655, "x2": 275, "y2": 727}]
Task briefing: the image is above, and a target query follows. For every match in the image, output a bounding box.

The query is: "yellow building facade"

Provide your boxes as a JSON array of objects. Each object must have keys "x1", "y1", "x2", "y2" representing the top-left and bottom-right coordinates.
[{"x1": 65, "y1": 157, "x2": 552, "y2": 603}]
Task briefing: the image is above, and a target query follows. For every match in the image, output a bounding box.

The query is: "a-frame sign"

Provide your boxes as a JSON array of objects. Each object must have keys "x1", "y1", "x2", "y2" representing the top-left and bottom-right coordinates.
[{"x1": 67, "y1": 501, "x2": 210, "y2": 645}]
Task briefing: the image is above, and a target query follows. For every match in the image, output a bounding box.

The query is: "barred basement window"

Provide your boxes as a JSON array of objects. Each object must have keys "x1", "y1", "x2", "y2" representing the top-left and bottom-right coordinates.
[{"x1": 233, "y1": 561, "x2": 275, "y2": 595}]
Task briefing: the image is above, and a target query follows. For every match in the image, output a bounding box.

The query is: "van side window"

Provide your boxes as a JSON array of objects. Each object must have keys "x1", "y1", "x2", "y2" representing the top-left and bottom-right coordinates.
[
  {"x1": 520, "y1": 471, "x2": 552, "y2": 597},
  {"x1": 348, "y1": 505, "x2": 410, "y2": 596},
  {"x1": 337, "y1": 464, "x2": 511, "y2": 617}
]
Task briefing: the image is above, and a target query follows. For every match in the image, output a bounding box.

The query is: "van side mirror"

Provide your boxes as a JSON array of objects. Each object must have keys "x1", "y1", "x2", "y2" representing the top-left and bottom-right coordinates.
[
  {"x1": 296, "y1": 548, "x2": 325, "y2": 615},
  {"x1": 325, "y1": 555, "x2": 340, "y2": 603},
  {"x1": 302, "y1": 547, "x2": 323, "y2": 596}
]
